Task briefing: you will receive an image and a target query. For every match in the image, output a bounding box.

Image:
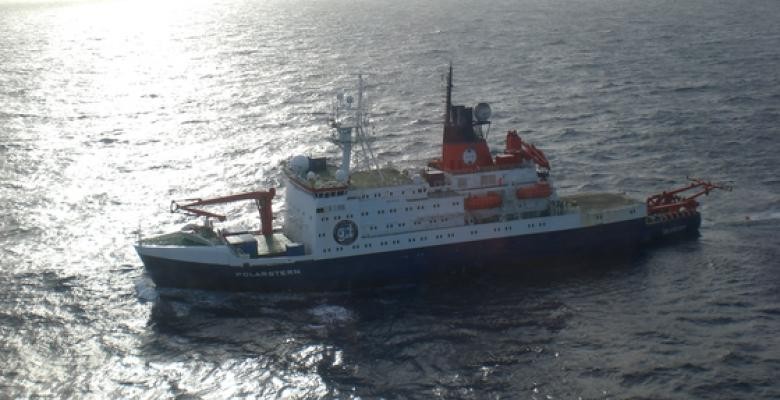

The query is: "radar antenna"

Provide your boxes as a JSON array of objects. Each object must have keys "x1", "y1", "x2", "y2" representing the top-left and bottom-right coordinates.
[{"x1": 329, "y1": 74, "x2": 384, "y2": 182}]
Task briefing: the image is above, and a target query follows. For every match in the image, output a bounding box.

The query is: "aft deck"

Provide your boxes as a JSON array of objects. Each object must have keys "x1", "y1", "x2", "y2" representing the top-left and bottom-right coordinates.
[
  {"x1": 141, "y1": 226, "x2": 303, "y2": 258},
  {"x1": 225, "y1": 232, "x2": 303, "y2": 258},
  {"x1": 561, "y1": 192, "x2": 641, "y2": 212},
  {"x1": 141, "y1": 226, "x2": 221, "y2": 246}
]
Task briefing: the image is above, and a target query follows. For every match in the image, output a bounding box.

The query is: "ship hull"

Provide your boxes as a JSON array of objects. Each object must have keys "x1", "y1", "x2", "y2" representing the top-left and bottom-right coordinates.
[
  {"x1": 643, "y1": 212, "x2": 701, "y2": 242},
  {"x1": 137, "y1": 214, "x2": 700, "y2": 292}
]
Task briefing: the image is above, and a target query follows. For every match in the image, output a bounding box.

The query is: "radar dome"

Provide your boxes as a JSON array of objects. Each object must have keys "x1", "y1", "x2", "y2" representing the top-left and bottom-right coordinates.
[
  {"x1": 474, "y1": 102, "x2": 492, "y2": 122},
  {"x1": 291, "y1": 155, "x2": 309, "y2": 174}
]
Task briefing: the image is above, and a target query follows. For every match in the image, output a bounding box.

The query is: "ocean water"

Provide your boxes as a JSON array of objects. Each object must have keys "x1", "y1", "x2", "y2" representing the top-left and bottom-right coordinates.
[{"x1": 1, "y1": 0, "x2": 779, "y2": 398}]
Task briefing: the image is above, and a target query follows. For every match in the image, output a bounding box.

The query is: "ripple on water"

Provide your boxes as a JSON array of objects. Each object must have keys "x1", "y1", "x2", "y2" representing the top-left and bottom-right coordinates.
[{"x1": 1, "y1": 0, "x2": 780, "y2": 398}]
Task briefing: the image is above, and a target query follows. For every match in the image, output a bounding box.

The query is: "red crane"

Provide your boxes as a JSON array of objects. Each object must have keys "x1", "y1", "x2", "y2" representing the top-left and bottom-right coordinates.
[
  {"x1": 505, "y1": 130, "x2": 550, "y2": 170},
  {"x1": 646, "y1": 178, "x2": 730, "y2": 215},
  {"x1": 170, "y1": 189, "x2": 276, "y2": 236}
]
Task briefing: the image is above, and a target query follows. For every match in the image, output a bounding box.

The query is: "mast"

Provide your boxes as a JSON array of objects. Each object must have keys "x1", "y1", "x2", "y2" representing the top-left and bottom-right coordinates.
[
  {"x1": 445, "y1": 63, "x2": 453, "y2": 125},
  {"x1": 330, "y1": 74, "x2": 383, "y2": 182}
]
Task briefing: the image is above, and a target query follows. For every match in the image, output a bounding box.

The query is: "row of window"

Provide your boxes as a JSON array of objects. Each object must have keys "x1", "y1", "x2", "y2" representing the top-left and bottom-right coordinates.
[
  {"x1": 321, "y1": 247, "x2": 346, "y2": 253},
  {"x1": 322, "y1": 234, "x2": 431, "y2": 253},
  {"x1": 323, "y1": 215, "x2": 456, "y2": 238},
  {"x1": 385, "y1": 222, "x2": 408, "y2": 229},
  {"x1": 319, "y1": 204, "x2": 455, "y2": 222},
  {"x1": 315, "y1": 205, "x2": 346, "y2": 214},
  {"x1": 354, "y1": 187, "x2": 430, "y2": 200},
  {"x1": 314, "y1": 190, "x2": 346, "y2": 198},
  {"x1": 317, "y1": 215, "x2": 463, "y2": 240},
  {"x1": 319, "y1": 221, "x2": 547, "y2": 254},
  {"x1": 486, "y1": 222, "x2": 545, "y2": 232}
]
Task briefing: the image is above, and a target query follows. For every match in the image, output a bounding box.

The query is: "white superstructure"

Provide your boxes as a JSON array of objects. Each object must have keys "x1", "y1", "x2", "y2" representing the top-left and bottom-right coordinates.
[
  {"x1": 137, "y1": 70, "x2": 646, "y2": 269},
  {"x1": 279, "y1": 73, "x2": 645, "y2": 260}
]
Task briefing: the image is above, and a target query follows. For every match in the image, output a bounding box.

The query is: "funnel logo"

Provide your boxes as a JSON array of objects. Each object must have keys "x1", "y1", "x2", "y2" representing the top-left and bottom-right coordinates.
[
  {"x1": 462, "y1": 148, "x2": 477, "y2": 165},
  {"x1": 333, "y1": 220, "x2": 358, "y2": 245}
]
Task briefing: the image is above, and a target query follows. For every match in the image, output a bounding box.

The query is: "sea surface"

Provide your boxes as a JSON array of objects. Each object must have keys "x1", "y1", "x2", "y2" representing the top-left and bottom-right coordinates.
[{"x1": 1, "y1": 0, "x2": 779, "y2": 398}]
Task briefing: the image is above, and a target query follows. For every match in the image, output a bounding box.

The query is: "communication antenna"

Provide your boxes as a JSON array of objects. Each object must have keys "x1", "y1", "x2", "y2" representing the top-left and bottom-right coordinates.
[{"x1": 329, "y1": 74, "x2": 384, "y2": 182}]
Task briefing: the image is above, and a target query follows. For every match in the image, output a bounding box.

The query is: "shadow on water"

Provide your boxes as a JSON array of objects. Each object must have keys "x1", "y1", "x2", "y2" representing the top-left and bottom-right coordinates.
[
  {"x1": 142, "y1": 240, "x2": 678, "y2": 335},
  {"x1": 145, "y1": 249, "x2": 650, "y2": 329},
  {"x1": 138, "y1": 250, "x2": 663, "y2": 397}
]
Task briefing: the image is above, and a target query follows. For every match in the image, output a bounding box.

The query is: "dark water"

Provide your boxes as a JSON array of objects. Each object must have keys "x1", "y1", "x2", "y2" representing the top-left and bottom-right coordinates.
[{"x1": 2, "y1": 0, "x2": 779, "y2": 398}]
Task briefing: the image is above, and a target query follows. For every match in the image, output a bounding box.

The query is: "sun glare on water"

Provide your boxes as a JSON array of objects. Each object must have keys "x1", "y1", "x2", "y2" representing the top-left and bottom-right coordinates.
[{"x1": 6, "y1": 0, "x2": 237, "y2": 268}]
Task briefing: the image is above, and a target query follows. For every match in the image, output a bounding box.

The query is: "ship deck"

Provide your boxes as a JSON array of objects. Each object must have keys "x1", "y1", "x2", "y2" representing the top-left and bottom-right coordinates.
[
  {"x1": 561, "y1": 192, "x2": 641, "y2": 211},
  {"x1": 349, "y1": 168, "x2": 412, "y2": 188},
  {"x1": 286, "y1": 164, "x2": 413, "y2": 190},
  {"x1": 141, "y1": 228, "x2": 295, "y2": 256},
  {"x1": 141, "y1": 227, "x2": 221, "y2": 246},
  {"x1": 255, "y1": 233, "x2": 294, "y2": 256}
]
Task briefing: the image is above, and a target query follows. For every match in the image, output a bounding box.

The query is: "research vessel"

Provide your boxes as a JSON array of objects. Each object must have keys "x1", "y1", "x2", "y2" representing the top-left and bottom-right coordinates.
[{"x1": 135, "y1": 67, "x2": 727, "y2": 292}]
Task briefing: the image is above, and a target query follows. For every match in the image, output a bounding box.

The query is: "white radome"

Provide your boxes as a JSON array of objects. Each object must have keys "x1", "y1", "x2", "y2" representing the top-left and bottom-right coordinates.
[
  {"x1": 291, "y1": 155, "x2": 309, "y2": 174},
  {"x1": 474, "y1": 102, "x2": 492, "y2": 121}
]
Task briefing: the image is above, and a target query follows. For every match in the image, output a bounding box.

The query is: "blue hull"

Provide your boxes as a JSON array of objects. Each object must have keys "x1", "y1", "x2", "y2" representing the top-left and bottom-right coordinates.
[
  {"x1": 643, "y1": 212, "x2": 701, "y2": 242},
  {"x1": 139, "y1": 214, "x2": 701, "y2": 292}
]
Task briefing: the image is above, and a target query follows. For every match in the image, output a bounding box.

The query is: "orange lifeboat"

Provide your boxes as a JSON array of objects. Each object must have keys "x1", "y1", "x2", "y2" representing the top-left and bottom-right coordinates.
[
  {"x1": 516, "y1": 182, "x2": 553, "y2": 199},
  {"x1": 464, "y1": 192, "x2": 503, "y2": 210}
]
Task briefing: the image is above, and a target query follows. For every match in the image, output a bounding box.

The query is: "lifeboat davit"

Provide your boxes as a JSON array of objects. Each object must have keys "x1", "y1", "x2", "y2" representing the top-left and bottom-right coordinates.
[
  {"x1": 516, "y1": 182, "x2": 553, "y2": 199},
  {"x1": 464, "y1": 192, "x2": 503, "y2": 210}
]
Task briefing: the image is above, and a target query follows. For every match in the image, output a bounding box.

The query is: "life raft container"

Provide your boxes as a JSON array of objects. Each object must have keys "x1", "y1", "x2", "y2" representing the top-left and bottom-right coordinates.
[
  {"x1": 464, "y1": 192, "x2": 503, "y2": 210},
  {"x1": 516, "y1": 182, "x2": 552, "y2": 199}
]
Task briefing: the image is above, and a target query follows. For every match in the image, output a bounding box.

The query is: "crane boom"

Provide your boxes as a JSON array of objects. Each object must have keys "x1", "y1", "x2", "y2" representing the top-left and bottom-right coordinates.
[
  {"x1": 646, "y1": 179, "x2": 730, "y2": 215},
  {"x1": 170, "y1": 189, "x2": 276, "y2": 236}
]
